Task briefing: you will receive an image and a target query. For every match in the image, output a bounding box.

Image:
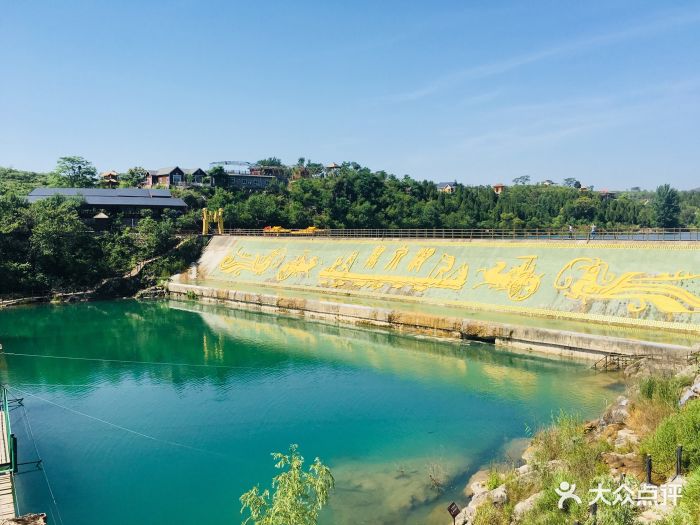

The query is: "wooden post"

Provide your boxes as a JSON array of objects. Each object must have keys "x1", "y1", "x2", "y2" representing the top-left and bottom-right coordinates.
[{"x1": 10, "y1": 434, "x2": 17, "y2": 474}]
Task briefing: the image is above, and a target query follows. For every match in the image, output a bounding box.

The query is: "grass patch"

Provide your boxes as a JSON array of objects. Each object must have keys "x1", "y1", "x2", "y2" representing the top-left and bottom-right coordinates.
[
  {"x1": 638, "y1": 375, "x2": 692, "y2": 407},
  {"x1": 531, "y1": 411, "x2": 609, "y2": 479},
  {"x1": 472, "y1": 501, "x2": 510, "y2": 525},
  {"x1": 658, "y1": 468, "x2": 700, "y2": 524}
]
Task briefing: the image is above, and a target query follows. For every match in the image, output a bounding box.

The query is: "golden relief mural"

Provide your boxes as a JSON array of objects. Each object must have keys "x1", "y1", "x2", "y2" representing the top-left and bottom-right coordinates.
[
  {"x1": 364, "y1": 246, "x2": 386, "y2": 269},
  {"x1": 407, "y1": 248, "x2": 436, "y2": 272},
  {"x1": 276, "y1": 252, "x2": 319, "y2": 281},
  {"x1": 384, "y1": 245, "x2": 409, "y2": 270},
  {"x1": 319, "y1": 247, "x2": 468, "y2": 292},
  {"x1": 554, "y1": 257, "x2": 700, "y2": 314},
  {"x1": 474, "y1": 256, "x2": 543, "y2": 301},
  {"x1": 220, "y1": 248, "x2": 286, "y2": 276}
]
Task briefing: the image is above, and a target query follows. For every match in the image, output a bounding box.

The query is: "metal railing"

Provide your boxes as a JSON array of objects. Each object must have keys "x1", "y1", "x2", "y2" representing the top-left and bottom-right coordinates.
[
  {"x1": 204, "y1": 227, "x2": 700, "y2": 241},
  {"x1": 0, "y1": 386, "x2": 14, "y2": 473}
]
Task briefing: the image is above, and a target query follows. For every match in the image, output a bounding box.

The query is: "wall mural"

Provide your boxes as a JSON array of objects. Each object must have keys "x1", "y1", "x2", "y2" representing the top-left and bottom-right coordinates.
[
  {"x1": 209, "y1": 238, "x2": 700, "y2": 327},
  {"x1": 318, "y1": 247, "x2": 469, "y2": 292},
  {"x1": 474, "y1": 256, "x2": 542, "y2": 301},
  {"x1": 219, "y1": 248, "x2": 286, "y2": 276},
  {"x1": 276, "y1": 252, "x2": 319, "y2": 281},
  {"x1": 554, "y1": 257, "x2": 700, "y2": 314}
]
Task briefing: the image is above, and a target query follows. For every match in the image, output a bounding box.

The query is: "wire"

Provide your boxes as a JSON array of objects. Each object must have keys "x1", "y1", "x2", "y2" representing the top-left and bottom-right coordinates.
[
  {"x1": 15, "y1": 393, "x2": 64, "y2": 525},
  {"x1": 1, "y1": 352, "x2": 267, "y2": 371},
  {"x1": 8, "y1": 386, "x2": 228, "y2": 459}
]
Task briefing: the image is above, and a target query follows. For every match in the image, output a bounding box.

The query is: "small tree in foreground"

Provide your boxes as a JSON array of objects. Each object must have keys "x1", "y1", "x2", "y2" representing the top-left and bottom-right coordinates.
[{"x1": 240, "y1": 444, "x2": 334, "y2": 525}]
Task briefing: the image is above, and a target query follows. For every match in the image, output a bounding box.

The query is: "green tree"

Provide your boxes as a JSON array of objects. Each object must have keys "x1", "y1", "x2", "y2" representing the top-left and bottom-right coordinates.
[
  {"x1": 256, "y1": 157, "x2": 283, "y2": 166},
  {"x1": 135, "y1": 216, "x2": 175, "y2": 258},
  {"x1": 50, "y1": 156, "x2": 97, "y2": 187},
  {"x1": 122, "y1": 166, "x2": 149, "y2": 187},
  {"x1": 209, "y1": 165, "x2": 228, "y2": 187},
  {"x1": 512, "y1": 175, "x2": 530, "y2": 185},
  {"x1": 240, "y1": 445, "x2": 334, "y2": 525},
  {"x1": 28, "y1": 196, "x2": 102, "y2": 289},
  {"x1": 653, "y1": 184, "x2": 681, "y2": 228},
  {"x1": 562, "y1": 177, "x2": 580, "y2": 188}
]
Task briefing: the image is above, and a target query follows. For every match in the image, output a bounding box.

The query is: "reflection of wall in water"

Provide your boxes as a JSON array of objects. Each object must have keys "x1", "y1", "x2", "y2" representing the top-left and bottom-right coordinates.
[{"x1": 173, "y1": 301, "x2": 610, "y2": 405}]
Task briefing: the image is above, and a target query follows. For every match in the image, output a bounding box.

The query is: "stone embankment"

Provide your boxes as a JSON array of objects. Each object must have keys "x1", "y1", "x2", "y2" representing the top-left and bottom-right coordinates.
[
  {"x1": 169, "y1": 282, "x2": 695, "y2": 361},
  {"x1": 453, "y1": 359, "x2": 700, "y2": 524}
]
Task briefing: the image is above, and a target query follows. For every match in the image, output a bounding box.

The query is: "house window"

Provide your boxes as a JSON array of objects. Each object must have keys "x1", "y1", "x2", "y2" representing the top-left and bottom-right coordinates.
[{"x1": 172, "y1": 174, "x2": 182, "y2": 184}]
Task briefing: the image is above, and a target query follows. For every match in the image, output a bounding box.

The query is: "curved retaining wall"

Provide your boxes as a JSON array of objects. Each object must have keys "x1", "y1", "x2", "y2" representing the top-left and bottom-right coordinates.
[{"x1": 190, "y1": 236, "x2": 700, "y2": 334}]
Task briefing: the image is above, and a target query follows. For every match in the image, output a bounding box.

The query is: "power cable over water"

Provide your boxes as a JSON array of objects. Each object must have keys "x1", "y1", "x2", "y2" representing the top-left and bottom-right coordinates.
[
  {"x1": 8, "y1": 386, "x2": 229, "y2": 459},
  {"x1": 14, "y1": 393, "x2": 64, "y2": 525},
  {"x1": 1, "y1": 351, "x2": 266, "y2": 371}
]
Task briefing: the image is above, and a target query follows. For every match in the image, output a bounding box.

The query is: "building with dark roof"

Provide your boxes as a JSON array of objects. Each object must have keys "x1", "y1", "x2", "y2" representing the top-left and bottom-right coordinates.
[
  {"x1": 146, "y1": 167, "x2": 185, "y2": 188},
  {"x1": 27, "y1": 188, "x2": 187, "y2": 214},
  {"x1": 145, "y1": 167, "x2": 209, "y2": 188}
]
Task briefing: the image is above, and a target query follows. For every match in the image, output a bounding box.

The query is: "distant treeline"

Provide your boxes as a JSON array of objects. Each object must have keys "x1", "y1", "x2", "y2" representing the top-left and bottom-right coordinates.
[
  {"x1": 1, "y1": 159, "x2": 696, "y2": 295},
  {"x1": 1, "y1": 161, "x2": 697, "y2": 232}
]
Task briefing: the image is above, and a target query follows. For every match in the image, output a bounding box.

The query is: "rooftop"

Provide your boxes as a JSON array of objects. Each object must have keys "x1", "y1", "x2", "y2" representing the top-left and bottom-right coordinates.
[{"x1": 27, "y1": 188, "x2": 187, "y2": 208}]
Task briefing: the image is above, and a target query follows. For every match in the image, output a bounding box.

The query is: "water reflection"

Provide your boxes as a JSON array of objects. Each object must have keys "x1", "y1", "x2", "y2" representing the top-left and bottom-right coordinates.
[{"x1": 0, "y1": 300, "x2": 622, "y2": 525}]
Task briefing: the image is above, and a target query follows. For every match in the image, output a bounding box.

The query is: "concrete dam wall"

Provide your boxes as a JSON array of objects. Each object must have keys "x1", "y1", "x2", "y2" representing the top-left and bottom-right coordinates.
[{"x1": 186, "y1": 236, "x2": 700, "y2": 334}]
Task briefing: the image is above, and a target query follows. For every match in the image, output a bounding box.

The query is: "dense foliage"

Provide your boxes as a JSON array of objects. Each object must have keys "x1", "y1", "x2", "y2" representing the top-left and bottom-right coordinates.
[
  {"x1": 184, "y1": 164, "x2": 697, "y2": 230},
  {"x1": 0, "y1": 194, "x2": 191, "y2": 296}
]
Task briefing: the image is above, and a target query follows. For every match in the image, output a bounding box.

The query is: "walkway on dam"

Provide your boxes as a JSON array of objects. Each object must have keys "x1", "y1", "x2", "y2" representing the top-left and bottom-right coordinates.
[{"x1": 0, "y1": 387, "x2": 15, "y2": 520}]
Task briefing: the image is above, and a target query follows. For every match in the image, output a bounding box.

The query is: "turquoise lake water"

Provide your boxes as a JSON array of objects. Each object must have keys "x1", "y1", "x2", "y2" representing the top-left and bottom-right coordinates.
[{"x1": 0, "y1": 300, "x2": 623, "y2": 524}]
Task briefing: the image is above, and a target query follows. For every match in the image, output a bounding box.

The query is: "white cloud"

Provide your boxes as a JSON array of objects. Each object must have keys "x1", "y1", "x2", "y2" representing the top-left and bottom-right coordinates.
[{"x1": 385, "y1": 7, "x2": 700, "y2": 103}]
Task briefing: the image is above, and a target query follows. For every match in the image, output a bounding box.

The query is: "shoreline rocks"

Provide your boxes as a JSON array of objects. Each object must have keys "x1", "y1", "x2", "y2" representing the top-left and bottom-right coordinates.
[{"x1": 451, "y1": 360, "x2": 700, "y2": 525}]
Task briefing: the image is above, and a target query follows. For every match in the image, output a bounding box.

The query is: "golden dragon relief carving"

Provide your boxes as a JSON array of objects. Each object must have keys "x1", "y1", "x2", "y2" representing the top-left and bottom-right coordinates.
[
  {"x1": 219, "y1": 248, "x2": 286, "y2": 276},
  {"x1": 554, "y1": 257, "x2": 700, "y2": 314}
]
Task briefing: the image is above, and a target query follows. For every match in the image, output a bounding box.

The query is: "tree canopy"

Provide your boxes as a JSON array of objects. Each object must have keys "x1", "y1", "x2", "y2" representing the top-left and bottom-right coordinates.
[
  {"x1": 49, "y1": 156, "x2": 97, "y2": 187},
  {"x1": 653, "y1": 184, "x2": 681, "y2": 228}
]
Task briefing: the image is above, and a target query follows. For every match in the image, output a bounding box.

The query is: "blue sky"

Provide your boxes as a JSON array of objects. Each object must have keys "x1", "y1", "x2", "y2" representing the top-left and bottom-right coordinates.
[{"x1": 1, "y1": 1, "x2": 699, "y2": 189}]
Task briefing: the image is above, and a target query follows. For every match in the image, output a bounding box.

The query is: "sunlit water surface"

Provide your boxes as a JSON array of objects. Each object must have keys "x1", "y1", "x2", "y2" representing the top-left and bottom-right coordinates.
[{"x1": 0, "y1": 300, "x2": 623, "y2": 524}]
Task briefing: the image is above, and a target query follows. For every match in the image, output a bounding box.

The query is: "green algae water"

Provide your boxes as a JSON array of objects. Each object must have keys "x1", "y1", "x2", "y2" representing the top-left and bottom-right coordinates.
[{"x1": 0, "y1": 300, "x2": 622, "y2": 524}]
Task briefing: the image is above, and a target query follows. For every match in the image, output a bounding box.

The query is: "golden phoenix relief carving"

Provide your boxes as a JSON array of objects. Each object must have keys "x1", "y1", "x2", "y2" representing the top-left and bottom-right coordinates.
[
  {"x1": 554, "y1": 257, "x2": 700, "y2": 314},
  {"x1": 474, "y1": 256, "x2": 543, "y2": 301}
]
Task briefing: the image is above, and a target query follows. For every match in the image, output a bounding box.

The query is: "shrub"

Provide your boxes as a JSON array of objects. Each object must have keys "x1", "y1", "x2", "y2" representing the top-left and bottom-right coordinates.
[
  {"x1": 240, "y1": 444, "x2": 334, "y2": 525},
  {"x1": 486, "y1": 468, "x2": 503, "y2": 490},
  {"x1": 641, "y1": 400, "x2": 700, "y2": 476}
]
